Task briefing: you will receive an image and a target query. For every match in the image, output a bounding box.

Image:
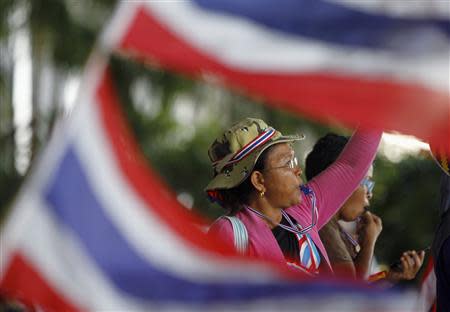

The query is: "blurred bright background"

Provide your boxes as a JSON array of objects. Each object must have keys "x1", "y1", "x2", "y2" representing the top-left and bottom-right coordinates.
[{"x1": 0, "y1": 0, "x2": 443, "y2": 288}]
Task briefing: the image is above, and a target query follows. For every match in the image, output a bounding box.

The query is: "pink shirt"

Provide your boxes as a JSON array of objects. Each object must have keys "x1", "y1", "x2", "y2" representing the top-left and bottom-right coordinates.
[{"x1": 208, "y1": 128, "x2": 382, "y2": 272}]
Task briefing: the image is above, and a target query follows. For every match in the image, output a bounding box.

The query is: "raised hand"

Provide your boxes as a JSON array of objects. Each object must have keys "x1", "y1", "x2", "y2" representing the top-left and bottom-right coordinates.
[
  {"x1": 357, "y1": 211, "x2": 382, "y2": 246},
  {"x1": 387, "y1": 250, "x2": 425, "y2": 282}
]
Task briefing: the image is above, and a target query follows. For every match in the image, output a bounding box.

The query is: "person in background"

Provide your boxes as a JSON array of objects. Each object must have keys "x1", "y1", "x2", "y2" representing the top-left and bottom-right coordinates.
[
  {"x1": 206, "y1": 118, "x2": 381, "y2": 276},
  {"x1": 305, "y1": 133, "x2": 424, "y2": 282}
]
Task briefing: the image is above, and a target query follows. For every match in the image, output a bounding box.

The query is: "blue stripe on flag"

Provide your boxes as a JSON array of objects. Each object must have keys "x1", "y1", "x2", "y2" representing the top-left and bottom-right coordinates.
[
  {"x1": 44, "y1": 147, "x2": 375, "y2": 303},
  {"x1": 192, "y1": 0, "x2": 450, "y2": 52}
]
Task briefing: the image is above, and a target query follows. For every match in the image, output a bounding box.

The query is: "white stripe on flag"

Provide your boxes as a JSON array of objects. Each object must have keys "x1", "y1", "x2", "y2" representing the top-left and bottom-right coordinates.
[
  {"x1": 417, "y1": 265, "x2": 436, "y2": 312},
  {"x1": 15, "y1": 195, "x2": 144, "y2": 310},
  {"x1": 143, "y1": 1, "x2": 448, "y2": 90},
  {"x1": 325, "y1": 0, "x2": 450, "y2": 18}
]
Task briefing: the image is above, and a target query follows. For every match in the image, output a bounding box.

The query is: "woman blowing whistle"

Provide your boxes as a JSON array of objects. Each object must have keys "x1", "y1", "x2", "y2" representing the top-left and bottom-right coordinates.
[{"x1": 206, "y1": 118, "x2": 381, "y2": 276}]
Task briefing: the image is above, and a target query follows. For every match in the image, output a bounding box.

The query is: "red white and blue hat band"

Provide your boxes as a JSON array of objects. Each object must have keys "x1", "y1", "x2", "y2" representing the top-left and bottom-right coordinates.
[
  {"x1": 212, "y1": 128, "x2": 276, "y2": 168},
  {"x1": 228, "y1": 128, "x2": 276, "y2": 164}
]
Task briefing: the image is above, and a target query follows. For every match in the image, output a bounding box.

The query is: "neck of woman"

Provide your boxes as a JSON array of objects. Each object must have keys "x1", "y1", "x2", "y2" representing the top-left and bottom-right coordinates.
[{"x1": 247, "y1": 198, "x2": 283, "y2": 229}]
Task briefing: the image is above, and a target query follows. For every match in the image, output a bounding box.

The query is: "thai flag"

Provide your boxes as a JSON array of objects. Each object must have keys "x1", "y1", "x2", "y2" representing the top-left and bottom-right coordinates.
[
  {"x1": 1, "y1": 1, "x2": 446, "y2": 310},
  {"x1": 103, "y1": 0, "x2": 449, "y2": 151},
  {"x1": 418, "y1": 257, "x2": 437, "y2": 312},
  {"x1": 0, "y1": 56, "x2": 414, "y2": 312}
]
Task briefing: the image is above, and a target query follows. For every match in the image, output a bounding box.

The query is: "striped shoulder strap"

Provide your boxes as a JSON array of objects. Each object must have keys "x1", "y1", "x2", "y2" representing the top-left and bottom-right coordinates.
[{"x1": 223, "y1": 216, "x2": 248, "y2": 255}]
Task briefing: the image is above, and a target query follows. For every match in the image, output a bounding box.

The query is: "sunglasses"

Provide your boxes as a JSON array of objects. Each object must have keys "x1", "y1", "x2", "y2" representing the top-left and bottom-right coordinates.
[{"x1": 361, "y1": 177, "x2": 375, "y2": 194}]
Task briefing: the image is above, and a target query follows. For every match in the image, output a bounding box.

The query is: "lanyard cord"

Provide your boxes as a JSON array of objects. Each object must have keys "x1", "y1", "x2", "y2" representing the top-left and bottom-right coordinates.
[
  {"x1": 245, "y1": 186, "x2": 318, "y2": 235},
  {"x1": 341, "y1": 228, "x2": 360, "y2": 249}
]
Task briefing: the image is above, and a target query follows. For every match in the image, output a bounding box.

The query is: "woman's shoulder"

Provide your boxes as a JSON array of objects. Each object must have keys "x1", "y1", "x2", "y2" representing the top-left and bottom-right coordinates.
[
  {"x1": 319, "y1": 216, "x2": 340, "y2": 235},
  {"x1": 208, "y1": 216, "x2": 234, "y2": 237}
]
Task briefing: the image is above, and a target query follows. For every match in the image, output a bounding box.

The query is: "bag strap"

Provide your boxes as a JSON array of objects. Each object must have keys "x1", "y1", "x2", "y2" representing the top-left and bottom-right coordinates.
[{"x1": 223, "y1": 216, "x2": 248, "y2": 255}]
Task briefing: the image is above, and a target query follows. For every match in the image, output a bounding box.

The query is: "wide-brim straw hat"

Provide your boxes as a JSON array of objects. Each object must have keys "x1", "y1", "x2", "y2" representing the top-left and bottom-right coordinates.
[{"x1": 205, "y1": 117, "x2": 305, "y2": 191}]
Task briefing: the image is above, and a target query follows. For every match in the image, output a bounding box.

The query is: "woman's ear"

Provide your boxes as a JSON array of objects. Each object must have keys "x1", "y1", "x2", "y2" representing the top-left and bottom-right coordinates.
[{"x1": 250, "y1": 171, "x2": 265, "y2": 193}]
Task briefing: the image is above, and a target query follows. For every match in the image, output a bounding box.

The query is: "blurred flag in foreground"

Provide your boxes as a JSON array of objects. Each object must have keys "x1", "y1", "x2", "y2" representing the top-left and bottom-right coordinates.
[
  {"x1": 418, "y1": 257, "x2": 437, "y2": 312},
  {"x1": 1, "y1": 0, "x2": 448, "y2": 310},
  {"x1": 103, "y1": 0, "x2": 449, "y2": 150},
  {"x1": 0, "y1": 64, "x2": 414, "y2": 311},
  {"x1": 430, "y1": 144, "x2": 450, "y2": 176}
]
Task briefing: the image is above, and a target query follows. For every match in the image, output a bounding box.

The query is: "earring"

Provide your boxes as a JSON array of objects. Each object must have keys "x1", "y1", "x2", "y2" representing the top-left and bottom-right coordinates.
[{"x1": 260, "y1": 190, "x2": 265, "y2": 197}]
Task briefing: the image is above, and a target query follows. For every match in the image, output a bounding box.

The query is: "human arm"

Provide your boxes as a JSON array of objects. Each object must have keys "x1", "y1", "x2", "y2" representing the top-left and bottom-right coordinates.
[
  {"x1": 308, "y1": 128, "x2": 382, "y2": 229},
  {"x1": 319, "y1": 219, "x2": 357, "y2": 278},
  {"x1": 386, "y1": 250, "x2": 425, "y2": 282},
  {"x1": 354, "y1": 211, "x2": 382, "y2": 279},
  {"x1": 327, "y1": 212, "x2": 382, "y2": 280}
]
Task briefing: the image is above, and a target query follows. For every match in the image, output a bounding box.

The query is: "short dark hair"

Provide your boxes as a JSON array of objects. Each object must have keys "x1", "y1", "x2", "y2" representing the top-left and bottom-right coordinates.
[
  {"x1": 305, "y1": 133, "x2": 349, "y2": 181},
  {"x1": 217, "y1": 147, "x2": 270, "y2": 215}
]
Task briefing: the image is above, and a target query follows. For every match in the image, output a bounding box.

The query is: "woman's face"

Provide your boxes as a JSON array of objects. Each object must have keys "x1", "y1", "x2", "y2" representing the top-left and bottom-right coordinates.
[
  {"x1": 339, "y1": 165, "x2": 374, "y2": 221},
  {"x1": 260, "y1": 143, "x2": 303, "y2": 209}
]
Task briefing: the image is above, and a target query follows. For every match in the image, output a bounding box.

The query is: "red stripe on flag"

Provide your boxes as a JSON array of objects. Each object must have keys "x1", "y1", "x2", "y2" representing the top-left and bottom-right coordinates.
[
  {"x1": 430, "y1": 144, "x2": 450, "y2": 175},
  {"x1": 0, "y1": 252, "x2": 82, "y2": 312},
  {"x1": 419, "y1": 256, "x2": 437, "y2": 312},
  {"x1": 95, "y1": 68, "x2": 239, "y2": 256},
  {"x1": 117, "y1": 5, "x2": 449, "y2": 146},
  {"x1": 422, "y1": 255, "x2": 435, "y2": 282}
]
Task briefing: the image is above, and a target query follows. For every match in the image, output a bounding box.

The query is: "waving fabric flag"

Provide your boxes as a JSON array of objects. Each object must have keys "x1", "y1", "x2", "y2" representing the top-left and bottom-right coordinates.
[
  {"x1": 418, "y1": 257, "x2": 437, "y2": 312},
  {"x1": 431, "y1": 144, "x2": 450, "y2": 176},
  {"x1": 104, "y1": 0, "x2": 449, "y2": 151},
  {"x1": 0, "y1": 0, "x2": 446, "y2": 310},
  {"x1": 0, "y1": 59, "x2": 415, "y2": 311}
]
